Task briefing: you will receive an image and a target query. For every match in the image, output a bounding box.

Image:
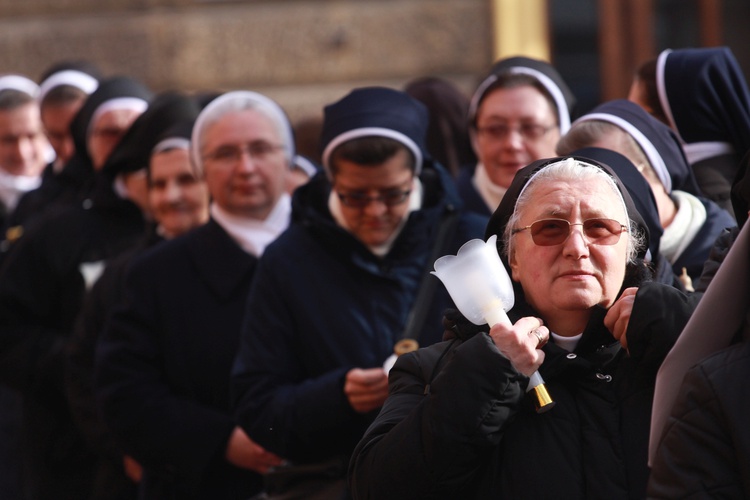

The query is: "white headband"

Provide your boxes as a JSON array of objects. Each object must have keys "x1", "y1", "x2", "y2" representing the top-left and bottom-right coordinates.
[
  {"x1": 88, "y1": 97, "x2": 149, "y2": 137},
  {"x1": 468, "y1": 66, "x2": 571, "y2": 133},
  {"x1": 152, "y1": 137, "x2": 190, "y2": 156},
  {"x1": 38, "y1": 70, "x2": 99, "y2": 103},
  {"x1": 572, "y1": 112, "x2": 673, "y2": 192},
  {"x1": 321, "y1": 127, "x2": 423, "y2": 178},
  {"x1": 0, "y1": 75, "x2": 40, "y2": 98}
]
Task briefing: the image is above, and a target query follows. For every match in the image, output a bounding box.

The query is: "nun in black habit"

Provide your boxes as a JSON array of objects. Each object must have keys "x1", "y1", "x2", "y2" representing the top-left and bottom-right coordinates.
[
  {"x1": 66, "y1": 92, "x2": 202, "y2": 500},
  {"x1": 635, "y1": 47, "x2": 750, "y2": 218},
  {"x1": 349, "y1": 155, "x2": 697, "y2": 499},
  {"x1": 8, "y1": 76, "x2": 151, "y2": 237},
  {"x1": 557, "y1": 99, "x2": 736, "y2": 284},
  {"x1": 0, "y1": 79, "x2": 151, "y2": 500},
  {"x1": 457, "y1": 56, "x2": 577, "y2": 216}
]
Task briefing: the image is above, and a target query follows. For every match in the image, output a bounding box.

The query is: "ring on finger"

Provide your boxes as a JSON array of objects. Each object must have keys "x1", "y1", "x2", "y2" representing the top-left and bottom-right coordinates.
[{"x1": 531, "y1": 328, "x2": 547, "y2": 349}]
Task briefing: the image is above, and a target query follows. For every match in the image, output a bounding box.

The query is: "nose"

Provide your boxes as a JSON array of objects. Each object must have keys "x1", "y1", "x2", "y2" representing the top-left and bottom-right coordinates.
[
  {"x1": 236, "y1": 149, "x2": 258, "y2": 174},
  {"x1": 164, "y1": 179, "x2": 182, "y2": 203},
  {"x1": 562, "y1": 225, "x2": 590, "y2": 259},
  {"x1": 499, "y1": 127, "x2": 524, "y2": 149},
  {"x1": 362, "y1": 197, "x2": 388, "y2": 216}
]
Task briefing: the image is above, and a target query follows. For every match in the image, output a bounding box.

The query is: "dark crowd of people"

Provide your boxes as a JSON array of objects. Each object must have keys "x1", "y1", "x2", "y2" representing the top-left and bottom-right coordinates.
[{"x1": 0, "y1": 45, "x2": 748, "y2": 500}]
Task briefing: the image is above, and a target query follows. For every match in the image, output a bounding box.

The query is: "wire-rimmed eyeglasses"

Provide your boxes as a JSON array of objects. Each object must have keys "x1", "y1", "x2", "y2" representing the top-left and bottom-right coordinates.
[{"x1": 512, "y1": 218, "x2": 628, "y2": 246}]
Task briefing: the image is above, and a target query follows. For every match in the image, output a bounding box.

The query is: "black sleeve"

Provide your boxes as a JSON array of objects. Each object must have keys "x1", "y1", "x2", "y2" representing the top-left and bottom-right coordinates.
[
  {"x1": 625, "y1": 282, "x2": 701, "y2": 375},
  {"x1": 349, "y1": 333, "x2": 524, "y2": 500},
  {"x1": 647, "y1": 360, "x2": 744, "y2": 499}
]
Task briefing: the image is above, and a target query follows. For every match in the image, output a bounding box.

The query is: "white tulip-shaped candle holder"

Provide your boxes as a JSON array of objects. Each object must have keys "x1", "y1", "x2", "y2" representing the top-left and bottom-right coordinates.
[{"x1": 432, "y1": 235, "x2": 554, "y2": 413}]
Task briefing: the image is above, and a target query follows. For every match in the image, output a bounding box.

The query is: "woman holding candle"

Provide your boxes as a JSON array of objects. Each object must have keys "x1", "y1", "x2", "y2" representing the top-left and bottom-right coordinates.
[{"x1": 349, "y1": 156, "x2": 696, "y2": 499}]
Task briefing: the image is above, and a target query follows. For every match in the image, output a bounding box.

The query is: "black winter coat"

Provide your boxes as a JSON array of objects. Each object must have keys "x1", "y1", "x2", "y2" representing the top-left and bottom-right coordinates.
[
  {"x1": 95, "y1": 219, "x2": 263, "y2": 499},
  {"x1": 349, "y1": 282, "x2": 697, "y2": 500},
  {"x1": 647, "y1": 340, "x2": 750, "y2": 499},
  {"x1": 0, "y1": 182, "x2": 146, "y2": 499}
]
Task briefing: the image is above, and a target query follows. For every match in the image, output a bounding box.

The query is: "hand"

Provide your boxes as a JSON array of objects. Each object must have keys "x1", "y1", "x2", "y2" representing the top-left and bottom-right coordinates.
[
  {"x1": 489, "y1": 317, "x2": 548, "y2": 377},
  {"x1": 604, "y1": 287, "x2": 637, "y2": 351},
  {"x1": 122, "y1": 455, "x2": 143, "y2": 483},
  {"x1": 225, "y1": 426, "x2": 285, "y2": 474},
  {"x1": 344, "y1": 367, "x2": 389, "y2": 413}
]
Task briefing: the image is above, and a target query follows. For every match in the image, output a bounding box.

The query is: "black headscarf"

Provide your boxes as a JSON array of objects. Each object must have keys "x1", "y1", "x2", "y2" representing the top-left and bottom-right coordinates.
[
  {"x1": 484, "y1": 156, "x2": 650, "y2": 302},
  {"x1": 469, "y1": 56, "x2": 577, "y2": 133},
  {"x1": 658, "y1": 47, "x2": 750, "y2": 157},
  {"x1": 573, "y1": 99, "x2": 702, "y2": 195},
  {"x1": 101, "y1": 91, "x2": 200, "y2": 178},
  {"x1": 69, "y1": 76, "x2": 153, "y2": 168}
]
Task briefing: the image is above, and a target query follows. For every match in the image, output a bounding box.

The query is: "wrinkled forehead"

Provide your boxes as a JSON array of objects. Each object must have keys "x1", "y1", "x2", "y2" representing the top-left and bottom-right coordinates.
[{"x1": 519, "y1": 175, "x2": 627, "y2": 221}]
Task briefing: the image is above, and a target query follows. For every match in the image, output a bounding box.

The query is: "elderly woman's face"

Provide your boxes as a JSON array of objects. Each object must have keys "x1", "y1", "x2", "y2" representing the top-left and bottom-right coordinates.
[
  {"x1": 200, "y1": 109, "x2": 288, "y2": 219},
  {"x1": 509, "y1": 176, "x2": 629, "y2": 330}
]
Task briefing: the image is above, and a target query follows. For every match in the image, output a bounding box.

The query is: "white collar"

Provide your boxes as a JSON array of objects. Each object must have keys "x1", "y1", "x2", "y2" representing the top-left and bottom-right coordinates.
[
  {"x1": 210, "y1": 193, "x2": 292, "y2": 257},
  {"x1": 472, "y1": 162, "x2": 507, "y2": 213}
]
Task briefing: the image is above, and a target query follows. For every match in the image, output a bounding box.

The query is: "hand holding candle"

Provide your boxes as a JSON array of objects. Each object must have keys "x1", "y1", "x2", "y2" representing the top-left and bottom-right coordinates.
[{"x1": 431, "y1": 235, "x2": 555, "y2": 412}]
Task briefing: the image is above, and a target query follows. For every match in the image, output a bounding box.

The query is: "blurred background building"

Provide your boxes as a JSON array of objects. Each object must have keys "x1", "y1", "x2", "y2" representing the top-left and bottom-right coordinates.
[{"x1": 1, "y1": 0, "x2": 748, "y2": 125}]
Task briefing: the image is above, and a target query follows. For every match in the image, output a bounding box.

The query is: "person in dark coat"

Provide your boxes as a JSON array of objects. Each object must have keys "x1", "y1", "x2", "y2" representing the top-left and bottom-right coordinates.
[
  {"x1": 456, "y1": 56, "x2": 576, "y2": 216},
  {"x1": 349, "y1": 156, "x2": 697, "y2": 499},
  {"x1": 629, "y1": 47, "x2": 750, "y2": 218},
  {"x1": 230, "y1": 87, "x2": 488, "y2": 498},
  {"x1": 66, "y1": 92, "x2": 204, "y2": 500},
  {"x1": 557, "y1": 99, "x2": 736, "y2": 285},
  {"x1": 8, "y1": 76, "x2": 151, "y2": 238},
  {"x1": 94, "y1": 90, "x2": 293, "y2": 499},
  {"x1": 0, "y1": 79, "x2": 150, "y2": 500},
  {"x1": 403, "y1": 76, "x2": 476, "y2": 178},
  {"x1": 648, "y1": 161, "x2": 750, "y2": 497}
]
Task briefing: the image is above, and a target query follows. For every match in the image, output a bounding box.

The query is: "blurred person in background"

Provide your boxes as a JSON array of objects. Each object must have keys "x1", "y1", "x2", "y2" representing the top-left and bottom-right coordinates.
[
  {"x1": 629, "y1": 47, "x2": 750, "y2": 219},
  {"x1": 0, "y1": 75, "x2": 49, "y2": 236},
  {"x1": 404, "y1": 76, "x2": 477, "y2": 178},
  {"x1": 557, "y1": 99, "x2": 736, "y2": 285},
  {"x1": 457, "y1": 56, "x2": 576, "y2": 216},
  {"x1": 94, "y1": 90, "x2": 294, "y2": 499},
  {"x1": 0, "y1": 76, "x2": 150, "y2": 500},
  {"x1": 66, "y1": 92, "x2": 203, "y2": 500},
  {"x1": 9, "y1": 61, "x2": 101, "y2": 232}
]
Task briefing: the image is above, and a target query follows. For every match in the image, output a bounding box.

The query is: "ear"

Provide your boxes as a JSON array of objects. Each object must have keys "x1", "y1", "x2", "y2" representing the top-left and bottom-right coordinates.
[{"x1": 509, "y1": 250, "x2": 521, "y2": 281}]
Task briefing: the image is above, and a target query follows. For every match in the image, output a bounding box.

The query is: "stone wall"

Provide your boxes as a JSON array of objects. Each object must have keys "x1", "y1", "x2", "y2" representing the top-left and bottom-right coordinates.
[{"x1": 0, "y1": 0, "x2": 493, "y2": 122}]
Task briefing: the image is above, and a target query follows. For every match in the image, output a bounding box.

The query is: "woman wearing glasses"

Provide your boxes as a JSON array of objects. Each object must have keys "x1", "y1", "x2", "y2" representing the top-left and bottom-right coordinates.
[
  {"x1": 231, "y1": 87, "x2": 487, "y2": 498},
  {"x1": 349, "y1": 156, "x2": 694, "y2": 499},
  {"x1": 456, "y1": 56, "x2": 577, "y2": 216}
]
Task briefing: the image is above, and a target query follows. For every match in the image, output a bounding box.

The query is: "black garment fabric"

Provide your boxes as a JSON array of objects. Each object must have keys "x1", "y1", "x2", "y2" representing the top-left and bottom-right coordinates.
[
  {"x1": 350, "y1": 281, "x2": 696, "y2": 499},
  {"x1": 647, "y1": 340, "x2": 750, "y2": 498},
  {"x1": 0, "y1": 177, "x2": 146, "y2": 499},
  {"x1": 66, "y1": 229, "x2": 163, "y2": 500},
  {"x1": 231, "y1": 163, "x2": 487, "y2": 481},
  {"x1": 659, "y1": 47, "x2": 750, "y2": 216},
  {"x1": 349, "y1": 156, "x2": 697, "y2": 499},
  {"x1": 95, "y1": 220, "x2": 264, "y2": 499}
]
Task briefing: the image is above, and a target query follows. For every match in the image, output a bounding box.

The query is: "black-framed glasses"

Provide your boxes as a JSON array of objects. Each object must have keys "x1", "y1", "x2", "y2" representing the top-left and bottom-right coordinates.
[
  {"x1": 476, "y1": 123, "x2": 556, "y2": 141},
  {"x1": 203, "y1": 141, "x2": 283, "y2": 165},
  {"x1": 336, "y1": 188, "x2": 412, "y2": 208},
  {"x1": 512, "y1": 218, "x2": 628, "y2": 246}
]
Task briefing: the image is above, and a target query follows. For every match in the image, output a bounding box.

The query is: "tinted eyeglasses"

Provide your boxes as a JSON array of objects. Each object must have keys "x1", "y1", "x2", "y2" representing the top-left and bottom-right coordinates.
[
  {"x1": 336, "y1": 188, "x2": 412, "y2": 208},
  {"x1": 512, "y1": 218, "x2": 628, "y2": 246}
]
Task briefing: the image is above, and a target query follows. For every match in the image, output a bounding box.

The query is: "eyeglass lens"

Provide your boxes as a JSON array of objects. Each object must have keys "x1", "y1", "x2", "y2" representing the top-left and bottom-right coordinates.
[{"x1": 526, "y1": 218, "x2": 626, "y2": 246}]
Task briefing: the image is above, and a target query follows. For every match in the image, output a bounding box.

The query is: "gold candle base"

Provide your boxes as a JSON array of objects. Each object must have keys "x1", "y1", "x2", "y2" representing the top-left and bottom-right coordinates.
[{"x1": 531, "y1": 383, "x2": 555, "y2": 413}]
